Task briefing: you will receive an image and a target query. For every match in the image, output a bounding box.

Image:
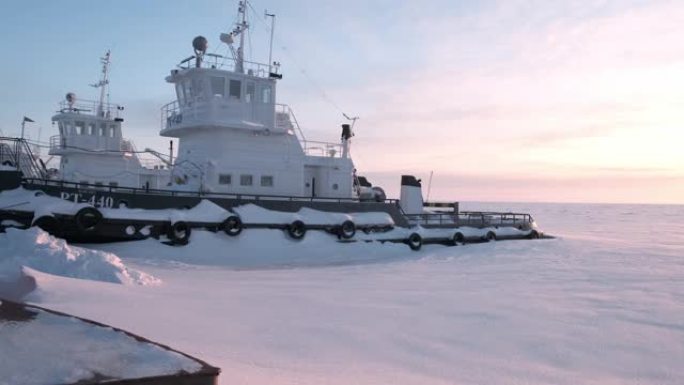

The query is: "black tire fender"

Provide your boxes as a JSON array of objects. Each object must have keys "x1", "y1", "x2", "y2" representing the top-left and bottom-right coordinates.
[
  {"x1": 338, "y1": 220, "x2": 356, "y2": 239},
  {"x1": 168, "y1": 221, "x2": 191, "y2": 245},
  {"x1": 222, "y1": 216, "x2": 243, "y2": 236},
  {"x1": 407, "y1": 232, "x2": 422, "y2": 251},
  {"x1": 485, "y1": 231, "x2": 496, "y2": 241},
  {"x1": 74, "y1": 207, "x2": 103, "y2": 232},
  {"x1": 452, "y1": 232, "x2": 464, "y2": 246},
  {"x1": 528, "y1": 230, "x2": 540, "y2": 239},
  {"x1": 33, "y1": 215, "x2": 61, "y2": 237},
  {"x1": 287, "y1": 220, "x2": 306, "y2": 240}
]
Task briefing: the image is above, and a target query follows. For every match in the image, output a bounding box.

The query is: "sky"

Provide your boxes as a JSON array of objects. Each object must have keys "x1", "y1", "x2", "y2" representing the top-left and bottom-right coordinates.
[{"x1": 0, "y1": 0, "x2": 683, "y2": 204}]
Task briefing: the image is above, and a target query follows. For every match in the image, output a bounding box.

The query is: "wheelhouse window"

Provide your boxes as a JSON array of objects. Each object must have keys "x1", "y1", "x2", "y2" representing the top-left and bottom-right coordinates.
[
  {"x1": 99, "y1": 123, "x2": 107, "y2": 136},
  {"x1": 176, "y1": 83, "x2": 185, "y2": 105},
  {"x1": 87, "y1": 122, "x2": 96, "y2": 135},
  {"x1": 75, "y1": 121, "x2": 85, "y2": 135},
  {"x1": 240, "y1": 174, "x2": 253, "y2": 186},
  {"x1": 109, "y1": 125, "x2": 116, "y2": 137},
  {"x1": 260, "y1": 175, "x2": 274, "y2": 187},
  {"x1": 229, "y1": 80, "x2": 241, "y2": 99},
  {"x1": 191, "y1": 78, "x2": 205, "y2": 100},
  {"x1": 210, "y1": 76, "x2": 226, "y2": 97},
  {"x1": 261, "y1": 85, "x2": 272, "y2": 103},
  {"x1": 182, "y1": 80, "x2": 191, "y2": 104},
  {"x1": 245, "y1": 82, "x2": 255, "y2": 103},
  {"x1": 219, "y1": 174, "x2": 232, "y2": 185}
]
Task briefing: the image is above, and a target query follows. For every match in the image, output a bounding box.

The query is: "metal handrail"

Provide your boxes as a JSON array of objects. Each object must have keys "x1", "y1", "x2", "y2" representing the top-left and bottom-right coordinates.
[
  {"x1": 0, "y1": 137, "x2": 46, "y2": 179},
  {"x1": 405, "y1": 211, "x2": 533, "y2": 226},
  {"x1": 57, "y1": 99, "x2": 122, "y2": 119},
  {"x1": 22, "y1": 177, "x2": 401, "y2": 205},
  {"x1": 177, "y1": 54, "x2": 272, "y2": 78},
  {"x1": 301, "y1": 140, "x2": 343, "y2": 158},
  {"x1": 276, "y1": 104, "x2": 306, "y2": 141}
]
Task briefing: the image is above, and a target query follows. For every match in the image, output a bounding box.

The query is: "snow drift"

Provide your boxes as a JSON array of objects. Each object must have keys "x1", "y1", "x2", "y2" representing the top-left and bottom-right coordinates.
[{"x1": 0, "y1": 228, "x2": 159, "y2": 293}]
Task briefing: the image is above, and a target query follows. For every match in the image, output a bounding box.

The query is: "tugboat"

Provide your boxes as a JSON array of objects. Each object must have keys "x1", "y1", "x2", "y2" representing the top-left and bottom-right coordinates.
[{"x1": 0, "y1": 1, "x2": 544, "y2": 249}]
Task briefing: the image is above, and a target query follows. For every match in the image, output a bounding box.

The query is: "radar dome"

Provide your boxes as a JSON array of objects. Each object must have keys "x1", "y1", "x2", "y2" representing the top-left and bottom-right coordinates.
[
  {"x1": 66, "y1": 92, "x2": 76, "y2": 104},
  {"x1": 192, "y1": 36, "x2": 208, "y2": 54}
]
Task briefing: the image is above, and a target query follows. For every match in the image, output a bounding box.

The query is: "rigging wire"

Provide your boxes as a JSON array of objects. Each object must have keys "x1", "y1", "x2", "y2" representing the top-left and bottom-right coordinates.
[{"x1": 245, "y1": 1, "x2": 349, "y2": 118}]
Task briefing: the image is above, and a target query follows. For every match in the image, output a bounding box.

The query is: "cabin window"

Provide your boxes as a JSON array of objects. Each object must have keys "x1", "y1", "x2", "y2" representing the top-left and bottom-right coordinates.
[
  {"x1": 245, "y1": 82, "x2": 255, "y2": 103},
  {"x1": 260, "y1": 175, "x2": 274, "y2": 187},
  {"x1": 58, "y1": 121, "x2": 65, "y2": 135},
  {"x1": 99, "y1": 123, "x2": 107, "y2": 136},
  {"x1": 219, "y1": 174, "x2": 232, "y2": 185},
  {"x1": 261, "y1": 85, "x2": 272, "y2": 103},
  {"x1": 229, "y1": 80, "x2": 241, "y2": 99},
  {"x1": 210, "y1": 76, "x2": 226, "y2": 97},
  {"x1": 75, "y1": 121, "x2": 85, "y2": 135},
  {"x1": 109, "y1": 125, "x2": 117, "y2": 137},
  {"x1": 240, "y1": 174, "x2": 253, "y2": 186},
  {"x1": 191, "y1": 78, "x2": 205, "y2": 100},
  {"x1": 332, "y1": 183, "x2": 339, "y2": 190},
  {"x1": 182, "y1": 80, "x2": 191, "y2": 104},
  {"x1": 176, "y1": 84, "x2": 185, "y2": 105},
  {"x1": 87, "y1": 123, "x2": 96, "y2": 135}
]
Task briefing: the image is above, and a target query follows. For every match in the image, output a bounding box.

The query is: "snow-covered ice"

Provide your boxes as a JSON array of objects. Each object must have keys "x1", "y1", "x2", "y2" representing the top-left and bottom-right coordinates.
[{"x1": 1, "y1": 202, "x2": 683, "y2": 384}]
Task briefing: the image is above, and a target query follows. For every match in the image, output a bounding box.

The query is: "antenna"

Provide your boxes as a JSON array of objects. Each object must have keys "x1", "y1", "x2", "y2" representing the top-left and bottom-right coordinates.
[
  {"x1": 426, "y1": 171, "x2": 434, "y2": 202},
  {"x1": 90, "y1": 51, "x2": 111, "y2": 118},
  {"x1": 264, "y1": 10, "x2": 275, "y2": 74},
  {"x1": 343, "y1": 113, "x2": 359, "y2": 131},
  {"x1": 220, "y1": 1, "x2": 249, "y2": 73}
]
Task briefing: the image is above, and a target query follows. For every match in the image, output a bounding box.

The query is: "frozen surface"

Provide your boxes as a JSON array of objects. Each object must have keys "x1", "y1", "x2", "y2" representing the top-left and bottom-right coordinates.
[
  {"x1": 0, "y1": 228, "x2": 159, "y2": 287},
  {"x1": 0, "y1": 300, "x2": 201, "y2": 385},
  {"x1": 3, "y1": 202, "x2": 684, "y2": 384}
]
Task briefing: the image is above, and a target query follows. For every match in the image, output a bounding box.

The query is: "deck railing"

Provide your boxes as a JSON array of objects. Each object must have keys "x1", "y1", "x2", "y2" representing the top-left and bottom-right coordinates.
[
  {"x1": 0, "y1": 137, "x2": 46, "y2": 179},
  {"x1": 177, "y1": 54, "x2": 272, "y2": 78},
  {"x1": 22, "y1": 177, "x2": 401, "y2": 205},
  {"x1": 405, "y1": 211, "x2": 533, "y2": 227},
  {"x1": 57, "y1": 99, "x2": 122, "y2": 119}
]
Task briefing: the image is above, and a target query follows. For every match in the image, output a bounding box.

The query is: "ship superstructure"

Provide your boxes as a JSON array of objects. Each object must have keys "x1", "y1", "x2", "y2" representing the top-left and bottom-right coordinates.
[
  {"x1": 49, "y1": 52, "x2": 169, "y2": 189},
  {"x1": 160, "y1": 4, "x2": 357, "y2": 198}
]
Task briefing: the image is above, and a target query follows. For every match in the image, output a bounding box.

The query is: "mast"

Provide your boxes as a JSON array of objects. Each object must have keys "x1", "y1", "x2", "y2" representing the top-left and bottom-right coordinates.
[
  {"x1": 265, "y1": 10, "x2": 275, "y2": 74},
  {"x1": 91, "y1": 50, "x2": 111, "y2": 117},
  {"x1": 235, "y1": 1, "x2": 248, "y2": 73}
]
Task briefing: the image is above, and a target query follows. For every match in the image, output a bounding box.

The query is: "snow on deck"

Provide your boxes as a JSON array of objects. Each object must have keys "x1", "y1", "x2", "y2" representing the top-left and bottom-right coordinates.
[{"x1": 0, "y1": 187, "x2": 395, "y2": 226}]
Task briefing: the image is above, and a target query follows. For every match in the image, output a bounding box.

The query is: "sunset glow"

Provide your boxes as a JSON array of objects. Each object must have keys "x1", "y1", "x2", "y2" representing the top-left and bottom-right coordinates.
[{"x1": 1, "y1": 0, "x2": 682, "y2": 203}]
